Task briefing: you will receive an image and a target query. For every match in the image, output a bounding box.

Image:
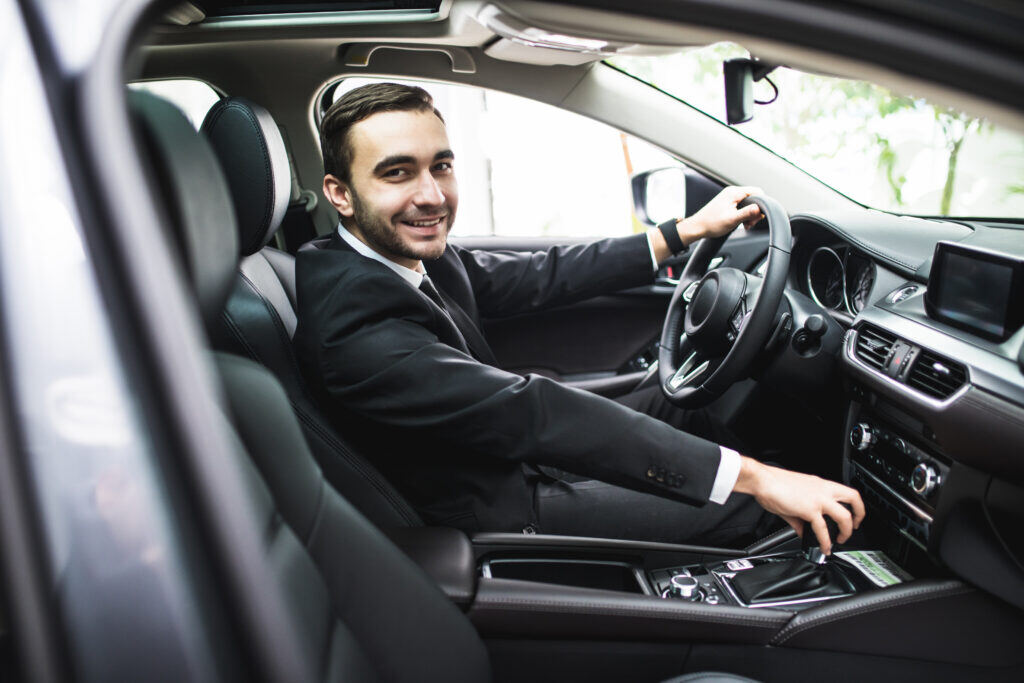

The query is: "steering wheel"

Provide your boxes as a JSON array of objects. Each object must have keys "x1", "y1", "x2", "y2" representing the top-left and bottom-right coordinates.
[{"x1": 658, "y1": 196, "x2": 792, "y2": 408}]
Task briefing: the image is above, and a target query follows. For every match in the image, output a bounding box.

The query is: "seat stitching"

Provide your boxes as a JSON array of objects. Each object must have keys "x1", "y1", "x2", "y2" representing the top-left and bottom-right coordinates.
[
  {"x1": 474, "y1": 597, "x2": 787, "y2": 627},
  {"x1": 303, "y1": 478, "x2": 328, "y2": 547},
  {"x1": 293, "y1": 407, "x2": 421, "y2": 525},
  {"x1": 791, "y1": 213, "x2": 919, "y2": 271},
  {"x1": 771, "y1": 582, "x2": 972, "y2": 644},
  {"x1": 237, "y1": 269, "x2": 307, "y2": 386}
]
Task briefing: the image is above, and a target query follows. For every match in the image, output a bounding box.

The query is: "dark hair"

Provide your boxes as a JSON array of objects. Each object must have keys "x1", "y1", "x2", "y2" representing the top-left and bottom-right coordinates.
[{"x1": 320, "y1": 82, "x2": 444, "y2": 183}]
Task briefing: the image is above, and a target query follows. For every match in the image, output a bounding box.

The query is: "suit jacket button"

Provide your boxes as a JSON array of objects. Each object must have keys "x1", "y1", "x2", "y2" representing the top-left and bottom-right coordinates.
[{"x1": 646, "y1": 468, "x2": 656, "y2": 478}]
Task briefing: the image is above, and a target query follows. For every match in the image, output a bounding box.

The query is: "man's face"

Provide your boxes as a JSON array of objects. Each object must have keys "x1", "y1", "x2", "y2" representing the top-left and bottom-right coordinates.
[{"x1": 327, "y1": 109, "x2": 458, "y2": 268}]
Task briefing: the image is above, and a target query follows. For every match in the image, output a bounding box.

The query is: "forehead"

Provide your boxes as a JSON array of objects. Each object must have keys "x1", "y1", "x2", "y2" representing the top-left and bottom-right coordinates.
[{"x1": 347, "y1": 109, "x2": 450, "y2": 167}]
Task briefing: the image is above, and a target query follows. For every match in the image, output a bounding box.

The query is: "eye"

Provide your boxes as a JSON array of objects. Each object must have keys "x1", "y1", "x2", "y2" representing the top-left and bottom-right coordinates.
[
  {"x1": 433, "y1": 161, "x2": 453, "y2": 173},
  {"x1": 382, "y1": 168, "x2": 408, "y2": 179}
]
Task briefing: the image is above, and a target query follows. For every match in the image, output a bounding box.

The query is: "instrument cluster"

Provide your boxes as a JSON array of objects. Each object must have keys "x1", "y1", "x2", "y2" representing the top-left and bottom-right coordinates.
[{"x1": 806, "y1": 246, "x2": 877, "y2": 315}]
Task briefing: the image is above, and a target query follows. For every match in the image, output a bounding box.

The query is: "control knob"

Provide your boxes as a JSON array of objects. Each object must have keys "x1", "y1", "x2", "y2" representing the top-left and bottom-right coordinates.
[
  {"x1": 850, "y1": 423, "x2": 875, "y2": 451},
  {"x1": 668, "y1": 575, "x2": 701, "y2": 600},
  {"x1": 911, "y1": 463, "x2": 940, "y2": 496}
]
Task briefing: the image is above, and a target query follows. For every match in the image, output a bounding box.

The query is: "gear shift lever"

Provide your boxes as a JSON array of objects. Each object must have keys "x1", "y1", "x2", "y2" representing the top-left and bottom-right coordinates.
[{"x1": 802, "y1": 503, "x2": 851, "y2": 563}]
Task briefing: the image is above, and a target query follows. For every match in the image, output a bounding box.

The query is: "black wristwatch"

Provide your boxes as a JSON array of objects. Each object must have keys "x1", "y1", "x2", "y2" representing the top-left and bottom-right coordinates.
[{"x1": 658, "y1": 218, "x2": 688, "y2": 255}]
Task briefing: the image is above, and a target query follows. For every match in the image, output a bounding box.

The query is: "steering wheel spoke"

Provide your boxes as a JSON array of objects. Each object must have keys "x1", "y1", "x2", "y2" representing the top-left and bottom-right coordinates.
[{"x1": 665, "y1": 350, "x2": 721, "y2": 392}]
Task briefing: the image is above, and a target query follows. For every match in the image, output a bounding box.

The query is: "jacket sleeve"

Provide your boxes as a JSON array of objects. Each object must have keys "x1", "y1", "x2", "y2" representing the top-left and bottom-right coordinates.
[
  {"x1": 311, "y1": 268, "x2": 720, "y2": 507},
  {"x1": 454, "y1": 233, "x2": 655, "y2": 318}
]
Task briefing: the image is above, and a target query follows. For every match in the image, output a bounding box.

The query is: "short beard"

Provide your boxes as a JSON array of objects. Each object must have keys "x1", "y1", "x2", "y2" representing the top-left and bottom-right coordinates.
[{"x1": 348, "y1": 188, "x2": 449, "y2": 263}]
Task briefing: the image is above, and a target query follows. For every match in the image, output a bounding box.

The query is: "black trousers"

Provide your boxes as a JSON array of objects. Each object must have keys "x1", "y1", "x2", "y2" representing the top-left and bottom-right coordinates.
[{"x1": 534, "y1": 385, "x2": 777, "y2": 547}]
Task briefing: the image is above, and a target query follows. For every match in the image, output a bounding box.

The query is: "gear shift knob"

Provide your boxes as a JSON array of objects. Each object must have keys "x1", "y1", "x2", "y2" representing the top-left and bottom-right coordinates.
[{"x1": 802, "y1": 503, "x2": 852, "y2": 562}]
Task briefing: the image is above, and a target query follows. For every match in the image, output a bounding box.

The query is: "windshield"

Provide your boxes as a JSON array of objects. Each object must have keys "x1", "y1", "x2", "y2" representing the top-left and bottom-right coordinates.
[{"x1": 611, "y1": 44, "x2": 1024, "y2": 219}]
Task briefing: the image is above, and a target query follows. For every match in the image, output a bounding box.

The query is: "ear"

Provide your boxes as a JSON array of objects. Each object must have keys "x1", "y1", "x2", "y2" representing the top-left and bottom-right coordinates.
[{"x1": 323, "y1": 174, "x2": 354, "y2": 218}]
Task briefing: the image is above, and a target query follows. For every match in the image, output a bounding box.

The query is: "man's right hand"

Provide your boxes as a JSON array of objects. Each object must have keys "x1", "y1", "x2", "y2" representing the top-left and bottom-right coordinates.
[{"x1": 733, "y1": 456, "x2": 866, "y2": 554}]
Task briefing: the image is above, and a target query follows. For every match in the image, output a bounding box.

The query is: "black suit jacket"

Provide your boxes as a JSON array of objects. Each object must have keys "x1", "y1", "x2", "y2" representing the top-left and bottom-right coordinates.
[{"x1": 294, "y1": 231, "x2": 722, "y2": 532}]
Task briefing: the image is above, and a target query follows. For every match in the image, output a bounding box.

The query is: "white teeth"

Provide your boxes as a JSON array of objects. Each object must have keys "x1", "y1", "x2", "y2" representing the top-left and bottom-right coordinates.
[{"x1": 407, "y1": 218, "x2": 442, "y2": 227}]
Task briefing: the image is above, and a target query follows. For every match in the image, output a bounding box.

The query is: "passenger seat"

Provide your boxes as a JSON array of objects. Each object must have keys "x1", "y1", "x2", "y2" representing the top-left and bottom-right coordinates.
[{"x1": 201, "y1": 97, "x2": 422, "y2": 529}]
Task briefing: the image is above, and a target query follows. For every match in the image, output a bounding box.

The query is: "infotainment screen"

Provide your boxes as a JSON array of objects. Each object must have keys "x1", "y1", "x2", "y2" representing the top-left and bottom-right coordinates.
[{"x1": 925, "y1": 242, "x2": 1024, "y2": 341}]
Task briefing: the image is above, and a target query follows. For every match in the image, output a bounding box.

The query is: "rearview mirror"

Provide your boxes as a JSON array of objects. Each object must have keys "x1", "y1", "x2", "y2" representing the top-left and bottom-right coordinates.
[
  {"x1": 724, "y1": 59, "x2": 754, "y2": 125},
  {"x1": 724, "y1": 58, "x2": 779, "y2": 125}
]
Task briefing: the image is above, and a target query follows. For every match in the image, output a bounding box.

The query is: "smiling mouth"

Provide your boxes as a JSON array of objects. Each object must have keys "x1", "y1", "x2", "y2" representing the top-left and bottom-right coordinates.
[{"x1": 400, "y1": 216, "x2": 446, "y2": 230}]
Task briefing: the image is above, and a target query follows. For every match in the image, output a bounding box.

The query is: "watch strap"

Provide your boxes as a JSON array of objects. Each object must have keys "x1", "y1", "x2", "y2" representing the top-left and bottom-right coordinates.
[{"x1": 658, "y1": 218, "x2": 687, "y2": 255}]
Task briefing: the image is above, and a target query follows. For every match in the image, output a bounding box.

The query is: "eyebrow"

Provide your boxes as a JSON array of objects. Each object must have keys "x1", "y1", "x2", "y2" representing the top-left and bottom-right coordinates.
[{"x1": 372, "y1": 150, "x2": 455, "y2": 175}]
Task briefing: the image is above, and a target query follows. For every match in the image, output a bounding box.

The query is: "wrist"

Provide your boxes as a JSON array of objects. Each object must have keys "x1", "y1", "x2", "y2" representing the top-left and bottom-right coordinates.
[
  {"x1": 676, "y1": 216, "x2": 707, "y2": 246},
  {"x1": 733, "y1": 455, "x2": 767, "y2": 496}
]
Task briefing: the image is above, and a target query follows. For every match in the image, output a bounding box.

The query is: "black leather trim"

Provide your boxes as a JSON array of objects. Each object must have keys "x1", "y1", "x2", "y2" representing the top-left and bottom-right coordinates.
[
  {"x1": 202, "y1": 97, "x2": 290, "y2": 256},
  {"x1": 472, "y1": 532, "x2": 745, "y2": 558},
  {"x1": 772, "y1": 579, "x2": 969, "y2": 645},
  {"x1": 470, "y1": 578, "x2": 789, "y2": 643},
  {"x1": 743, "y1": 527, "x2": 798, "y2": 555},
  {"x1": 387, "y1": 527, "x2": 477, "y2": 608},
  {"x1": 771, "y1": 578, "x2": 1024, "y2": 666},
  {"x1": 261, "y1": 246, "x2": 298, "y2": 310}
]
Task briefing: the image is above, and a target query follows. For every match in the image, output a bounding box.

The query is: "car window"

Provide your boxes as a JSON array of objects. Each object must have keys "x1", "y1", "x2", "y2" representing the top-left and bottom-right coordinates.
[
  {"x1": 128, "y1": 79, "x2": 221, "y2": 131},
  {"x1": 328, "y1": 77, "x2": 686, "y2": 239}
]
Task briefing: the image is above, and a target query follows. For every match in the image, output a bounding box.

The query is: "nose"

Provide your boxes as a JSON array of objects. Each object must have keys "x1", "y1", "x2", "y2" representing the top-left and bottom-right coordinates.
[{"x1": 413, "y1": 170, "x2": 444, "y2": 206}]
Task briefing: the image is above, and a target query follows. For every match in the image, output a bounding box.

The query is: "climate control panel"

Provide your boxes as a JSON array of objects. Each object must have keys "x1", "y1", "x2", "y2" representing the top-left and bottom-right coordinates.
[{"x1": 846, "y1": 416, "x2": 949, "y2": 548}]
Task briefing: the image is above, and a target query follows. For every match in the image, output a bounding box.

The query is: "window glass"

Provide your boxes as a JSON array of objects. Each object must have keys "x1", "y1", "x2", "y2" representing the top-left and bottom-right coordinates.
[
  {"x1": 611, "y1": 45, "x2": 1024, "y2": 218},
  {"x1": 330, "y1": 78, "x2": 683, "y2": 238},
  {"x1": 128, "y1": 79, "x2": 221, "y2": 131}
]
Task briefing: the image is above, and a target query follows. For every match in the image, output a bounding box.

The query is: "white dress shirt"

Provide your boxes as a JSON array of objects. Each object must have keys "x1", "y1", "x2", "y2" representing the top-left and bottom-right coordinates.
[{"x1": 337, "y1": 224, "x2": 740, "y2": 504}]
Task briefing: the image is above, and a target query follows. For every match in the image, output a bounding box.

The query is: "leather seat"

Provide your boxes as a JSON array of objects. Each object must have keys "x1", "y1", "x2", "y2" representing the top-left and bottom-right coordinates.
[
  {"x1": 135, "y1": 90, "x2": 761, "y2": 683},
  {"x1": 201, "y1": 96, "x2": 422, "y2": 529}
]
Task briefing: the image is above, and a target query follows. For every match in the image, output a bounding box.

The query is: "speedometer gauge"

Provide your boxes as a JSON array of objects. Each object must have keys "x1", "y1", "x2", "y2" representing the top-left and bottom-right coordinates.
[
  {"x1": 846, "y1": 256, "x2": 876, "y2": 313},
  {"x1": 807, "y1": 247, "x2": 846, "y2": 310}
]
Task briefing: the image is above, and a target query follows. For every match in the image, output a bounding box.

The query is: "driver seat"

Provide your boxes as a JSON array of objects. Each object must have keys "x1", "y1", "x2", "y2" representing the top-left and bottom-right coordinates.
[{"x1": 201, "y1": 96, "x2": 421, "y2": 529}]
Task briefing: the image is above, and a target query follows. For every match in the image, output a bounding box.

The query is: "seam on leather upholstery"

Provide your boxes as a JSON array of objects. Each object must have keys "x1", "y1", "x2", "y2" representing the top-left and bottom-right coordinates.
[
  {"x1": 771, "y1": 581, "x2": 972, "y2": 645},
  {"x1": 293, "y1": 406, "x2": 421, "y2": 526},
  {"x1": 302, "y1": 478, "x2": 328, "y2": 546},
  {"x1": 791, "y1": 214, "x2": 918, "y2": 273},
  {"x1": 744, "y1": 526, "x2": 794, "y2": 552},
  {"x1": 475, "y1": 596, "x2": 785, "y2": 627},
  {"x1": 238, "y1": 271, "x2": 307, "y2": 388},
  {"x1": 221, "y1": 309, "x2": 262, "y2": 363}
]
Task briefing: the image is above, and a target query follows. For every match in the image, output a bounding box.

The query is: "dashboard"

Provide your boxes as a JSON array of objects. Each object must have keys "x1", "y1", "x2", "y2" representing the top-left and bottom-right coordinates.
[{"x1": 781, "y1": 210, "x2": 1024, "y2": 609}]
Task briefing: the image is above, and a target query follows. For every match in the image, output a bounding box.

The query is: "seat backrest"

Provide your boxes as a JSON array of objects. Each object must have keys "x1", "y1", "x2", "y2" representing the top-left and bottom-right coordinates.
[
  {"x1": 133, "y1": 89, "x2": 490, "y2": 682},
  {"x1": 201, "y1": 97, "x2": 422, "y2": 528}
]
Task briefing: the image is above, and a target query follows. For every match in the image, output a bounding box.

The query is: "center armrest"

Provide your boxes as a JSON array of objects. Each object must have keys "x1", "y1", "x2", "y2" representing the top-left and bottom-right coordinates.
[{"x1": 388, "y1": 526, "x2": 476, "y2": 608}]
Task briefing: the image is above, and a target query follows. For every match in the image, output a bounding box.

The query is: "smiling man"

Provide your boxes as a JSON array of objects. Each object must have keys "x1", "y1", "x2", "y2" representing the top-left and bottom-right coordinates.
[{"x1": 294, "y1": 82, "x2": 864, "y2": 550}]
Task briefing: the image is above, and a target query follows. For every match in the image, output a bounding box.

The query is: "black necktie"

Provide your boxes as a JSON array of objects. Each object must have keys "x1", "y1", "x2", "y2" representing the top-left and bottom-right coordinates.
[{"x1": 419, "y1": 275, "x2": 498, "y2": 365}]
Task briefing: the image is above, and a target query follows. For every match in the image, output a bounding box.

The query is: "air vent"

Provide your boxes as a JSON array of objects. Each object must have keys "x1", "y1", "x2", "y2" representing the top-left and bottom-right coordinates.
[
  {"x1": 854, "y1": 325, "x2": 897, "y2": 371},
  {"x1": 907, "y1": 350, "x2": 967, "y2": 400},
  {"x1": 887, "y1": 285, "x2": 920, "y2": 304}
]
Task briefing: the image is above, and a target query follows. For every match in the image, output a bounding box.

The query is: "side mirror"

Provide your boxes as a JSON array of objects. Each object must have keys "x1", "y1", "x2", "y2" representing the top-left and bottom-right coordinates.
[{"x1": 631, "y1": 166, "x2": 722, "y2": 226}]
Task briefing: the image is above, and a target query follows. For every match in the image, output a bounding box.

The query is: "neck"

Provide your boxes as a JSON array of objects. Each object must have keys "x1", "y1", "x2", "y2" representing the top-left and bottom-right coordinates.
[{"x1": 346, "y1": 223, "x2": 421, "y2": 271}]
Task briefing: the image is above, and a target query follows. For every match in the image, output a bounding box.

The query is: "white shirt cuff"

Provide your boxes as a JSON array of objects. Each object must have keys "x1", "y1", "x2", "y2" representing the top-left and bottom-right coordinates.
[
  {"x1": 709, "y1": 446, "x2": 742, "y2": 504},
  {"x1": 645, "y1": 231, "x2": 659, "y2": 271}
]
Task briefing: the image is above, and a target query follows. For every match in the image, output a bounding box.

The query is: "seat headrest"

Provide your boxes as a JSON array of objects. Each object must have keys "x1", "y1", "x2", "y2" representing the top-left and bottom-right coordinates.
[
  {"x1": 201, "y1": 97, "x2": 291, "y2": 257},
  {"x1": 129, "y1": 91, "x2": 239, "y2": 330}
]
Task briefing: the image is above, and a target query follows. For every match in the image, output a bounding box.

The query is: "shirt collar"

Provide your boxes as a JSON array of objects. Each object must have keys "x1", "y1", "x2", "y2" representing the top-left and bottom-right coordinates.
[{"x1": 337, "y1": 222, "x2": 424, "y2": 288}]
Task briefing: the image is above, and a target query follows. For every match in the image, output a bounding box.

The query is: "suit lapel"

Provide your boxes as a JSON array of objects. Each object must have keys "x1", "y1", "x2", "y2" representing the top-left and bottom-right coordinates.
[
  {"x1": 431, "y1": 285, "x2": 499, "y2": 366},
  {"x1": 329, "y1": 234, "x2": 486, "y2": 361}
]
